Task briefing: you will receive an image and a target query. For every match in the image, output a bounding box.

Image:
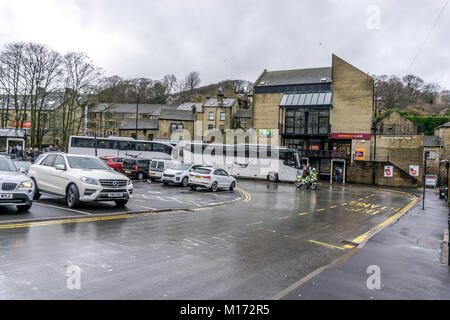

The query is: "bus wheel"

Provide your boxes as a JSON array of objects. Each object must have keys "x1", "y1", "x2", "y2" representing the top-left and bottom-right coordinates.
[{"x1": 268, "y1": 173, "x2": 278, "y2": 182}]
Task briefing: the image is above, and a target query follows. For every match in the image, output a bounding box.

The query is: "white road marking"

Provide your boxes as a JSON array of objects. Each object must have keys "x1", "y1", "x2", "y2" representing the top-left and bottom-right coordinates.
[{"x1": 34, "y1": 202, "x2": 92, "y2": 215}]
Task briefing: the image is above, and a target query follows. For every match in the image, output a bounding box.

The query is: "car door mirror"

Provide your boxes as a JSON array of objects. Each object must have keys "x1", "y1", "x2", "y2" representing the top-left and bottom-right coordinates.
[
  {"x1": 55, "y1": 164, "x2": 66, "y2": 171},
  {"x1": 18, "y1": 167, "x2": 27, "y2": 174}
]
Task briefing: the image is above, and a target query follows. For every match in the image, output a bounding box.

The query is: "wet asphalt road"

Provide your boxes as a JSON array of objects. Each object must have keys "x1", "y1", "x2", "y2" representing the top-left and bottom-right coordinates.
[{"x1": 0, "y1": 180, "x2": 416, "y2": 299}]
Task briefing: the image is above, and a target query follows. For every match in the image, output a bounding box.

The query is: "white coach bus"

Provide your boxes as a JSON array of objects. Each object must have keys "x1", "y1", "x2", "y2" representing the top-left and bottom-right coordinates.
[
  {"x1": 179, "y1": 143, "x2": 302, "y2": 182},
  {"x1": 68, "y1": 136, "x2": 174, "y2": 160}
]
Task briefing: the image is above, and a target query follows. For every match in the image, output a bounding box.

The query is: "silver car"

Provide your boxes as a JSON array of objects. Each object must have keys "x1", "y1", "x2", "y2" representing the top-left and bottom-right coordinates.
[{"x1": 0, "y1": 155, "x2": 34, "y2": 212}]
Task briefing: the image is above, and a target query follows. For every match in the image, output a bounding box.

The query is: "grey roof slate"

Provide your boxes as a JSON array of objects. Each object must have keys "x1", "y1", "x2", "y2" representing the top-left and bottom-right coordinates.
[
  {"x1": 178, "y1": 102, "x2": 203, "y2": 113},
  {"x1": 424, "y1": 136, "x2": 442, "y2": 147},
  {"x1": 255, "y1": 67, "x2": 332, "y2": 87},
  {"x1": 89, "y1": 103, "x2": 178, "y2": 115},
  {"x1": 233, "y1": 109, "x2": 253, "y2": 118},
  {"x1": 435, "y1": 122, "x2": 450, "y2": 130},
  {"x1": 159, "y1": 109, "x2": 195, "y2": 121},
  {"x1": 203, "y1": 98, "x2": 236, "y2": 108},
  {"x1": 120, "y1": 119, "x2": 158, "y2": 130}
]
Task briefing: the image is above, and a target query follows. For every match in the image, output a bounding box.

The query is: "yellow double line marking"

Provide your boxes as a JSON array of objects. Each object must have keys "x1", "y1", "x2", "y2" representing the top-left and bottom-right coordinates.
[
  {"x1": 236, "y1": 187, "x2": 251, "y2": 202},
  {"x1": 308, "y1": 240, "x2": 347, "y2": 250}
]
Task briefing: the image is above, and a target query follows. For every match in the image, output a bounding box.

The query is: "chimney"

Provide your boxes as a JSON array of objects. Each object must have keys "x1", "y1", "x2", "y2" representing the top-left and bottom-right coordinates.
[{"x1": 217, "y1": 92, "x2": 224, "y2": 104}]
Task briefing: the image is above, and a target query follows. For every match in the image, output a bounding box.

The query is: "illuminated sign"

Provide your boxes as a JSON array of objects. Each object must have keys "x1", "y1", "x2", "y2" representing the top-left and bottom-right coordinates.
[
  {"x1": 355, "y1": 147, "x2": 365, "y2": 160},
  {"x1": 331, "y1": 133, "x2": 371, "y2": 140}
]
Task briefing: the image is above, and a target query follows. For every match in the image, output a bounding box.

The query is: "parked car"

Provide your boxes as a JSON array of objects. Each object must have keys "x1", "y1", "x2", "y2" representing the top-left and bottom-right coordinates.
[
  {"x1": 122, "y1": 158, "x2": 151, "y2": 180},
  {"x1": 0, "y1": 155, "x2": 34, "y2": 212},
  {"x1": 188, "y1": 167, "x2": 236, "y2": 192},
  {"x1": 100, "y1": 156, "x2": 125, "y2": 172},
  {"x1": 149, "y1": 159, "x2": 177, "y2": 181},
  {"x1": 12, "y1": 160, "x2": 33, "y2": 174},
  {"x1": 28, "y1": 153, "x2": 133, "y2": 208},
  {"x1": 161, "y1": 163, "x2": 207, "y2": 187}
]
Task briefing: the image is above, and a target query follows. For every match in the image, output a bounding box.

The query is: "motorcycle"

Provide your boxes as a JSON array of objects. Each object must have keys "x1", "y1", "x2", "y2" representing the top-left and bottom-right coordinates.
[{"x1": 295, "y1": 170, "x2": 318, "y2": 190}]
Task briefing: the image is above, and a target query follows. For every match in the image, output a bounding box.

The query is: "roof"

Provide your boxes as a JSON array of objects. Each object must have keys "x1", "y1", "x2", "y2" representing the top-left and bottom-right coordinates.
[
  {"x1": 424, "y1": 136, "x2": 442, "y2": 147},
  {"x1": 159, "y1": 109, "x2": 195, "y2": 121},
  {"x1": 0, "y1": 128, "x2": 27, "y2": 137},
  {"x1": 280, "y1": 92, "x2": 332, "y2": 106},
  {"x1": 178, "y1": 102, "x2": 203, "y2": 113},
  {"x1": 119, "y1": 119, "x2": 158, "y2": 130},
  {"x1": 0, "y1": 93, "x2": 66, "y2": 111},
  {"x1": 435, "y1": 122, "x2": 450, "y2": 130},
  {"x1": 203, "y1": 98, "x2": 236, "y2": 108},
  {"x1": 255, "y1": 67, "x2": 332, "y2": 87},
  {"x1": 233, "y1": 109, "x2": 253, "y2": 118},
  {"x1": 89, "y1": 103, "x2": 178, "y2": 115}
]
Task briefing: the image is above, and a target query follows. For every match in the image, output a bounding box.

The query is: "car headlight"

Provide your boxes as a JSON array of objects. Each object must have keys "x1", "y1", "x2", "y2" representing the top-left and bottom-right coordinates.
[
  {"x1": 80, "y1": 177, "x2": 98, "y2": 185},
  {"x1": 127, "y1": 179, "x2": 132, "y2": 185},
  {"x1": 19, "y1": 181, "x2": 33, "y2": 188}
]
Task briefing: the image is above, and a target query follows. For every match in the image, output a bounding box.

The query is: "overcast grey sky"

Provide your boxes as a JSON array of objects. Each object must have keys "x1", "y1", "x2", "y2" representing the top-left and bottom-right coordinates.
[{"x1": 0, "y1": 0, "x2": 448, "y2": 88}]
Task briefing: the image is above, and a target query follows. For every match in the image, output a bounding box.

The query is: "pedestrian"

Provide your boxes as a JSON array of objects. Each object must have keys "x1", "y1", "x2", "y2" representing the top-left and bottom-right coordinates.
[
  {"x1": 335, "y1": 166, "x2": 341, "y2": 183},
  {"x1": 32, "y1": 147, "x2": 39, "y2": 163}
]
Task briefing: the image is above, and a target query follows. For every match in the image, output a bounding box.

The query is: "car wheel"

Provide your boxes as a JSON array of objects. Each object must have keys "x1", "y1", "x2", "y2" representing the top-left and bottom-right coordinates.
[
  {"x1": 229, "y1": 182, "x2": 235, "y2": 192},
  {"x1": 163, "y1": 182, "x2": 169, "y2": 186},
  {"x1": 268, "y1": 173, "x2": 278, "y2": 182},
  {"x1": 181, "y1": 177, "x2": 189, "y2": 187},
  {"x1": 66, "y1": 184, "x2": 80, "y2": 208},
  {"x1": 137, "y1": 172, "x2": 144, "y2": 180},
  {"x1": 16, "y1": 204, "x2": 32, "y2": 212},
  {"x1": 115, "y1": 199, "x2": 128, "y2": 207},
  {"x1": 210, "y1": 182, "x2": 219, "y2": 192},
  {"x1": 31, "y1": 178, "x2": 41, "y2": 200}
]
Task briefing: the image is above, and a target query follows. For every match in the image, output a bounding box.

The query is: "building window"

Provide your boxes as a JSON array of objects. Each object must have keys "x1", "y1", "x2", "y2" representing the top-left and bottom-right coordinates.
[
  {"x1": 170, "y1": 123, "x2": 177, "y2": 132},
  {"x1": 177, "y1": 123, "x2": 184, "y2": 130},
  {"x1": 208, "y1": 124, "x2": 214, "y2": 130},
  {"x1": 208, "y1": 112, "x2": 214, "y2": 120},
  {"x1": 220, "y1": 112, "x2": 226, "y2": 121},
  {"x1": 240, "y1": 118, "x2": 247, "y2": 124},
  {"x1": 285, "y1": 109, "x2": 329, "y2": 135}
]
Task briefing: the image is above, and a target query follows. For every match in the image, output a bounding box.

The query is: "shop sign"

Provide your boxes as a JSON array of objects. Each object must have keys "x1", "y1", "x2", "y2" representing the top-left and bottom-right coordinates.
[
  {"x1": 355, "y1": 147, "x2": 365, "y2": 160},
  {"x1": 330, "y1": 133, "x2": 371, "y2": 140},
  {"x1": 384, "y1": 166, "x2": 393, "y2": 178},
  {"x1": 409, "y1": 165, "x2": 419, "y2": 177}
]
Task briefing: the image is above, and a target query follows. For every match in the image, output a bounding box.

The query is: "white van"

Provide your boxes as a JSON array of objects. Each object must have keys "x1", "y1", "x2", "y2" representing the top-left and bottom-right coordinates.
[{"x1": 149, "y1": 159, "x2": 177, "y2": 180}]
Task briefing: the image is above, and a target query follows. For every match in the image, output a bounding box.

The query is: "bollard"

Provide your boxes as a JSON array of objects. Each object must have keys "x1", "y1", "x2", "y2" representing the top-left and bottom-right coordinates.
[{"x1": 448, "y1": 216, "x2": 450, "y2": 266}]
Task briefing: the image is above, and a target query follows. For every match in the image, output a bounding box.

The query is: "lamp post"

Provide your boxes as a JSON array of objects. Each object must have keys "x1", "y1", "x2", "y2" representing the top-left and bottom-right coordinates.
[
  {"x1": 372, "y1": 84, "x2": 378, "y2": 185},
  {"x1": 135, "y1": 87, "x2": 139, "y2": 140}
]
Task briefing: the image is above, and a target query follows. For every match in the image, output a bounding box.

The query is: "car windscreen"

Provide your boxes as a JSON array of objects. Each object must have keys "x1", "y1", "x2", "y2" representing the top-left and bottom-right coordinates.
[
  {"x1": 0, "y1": 157, "x2": 18, "y2": 172},
  {"x1": 192, "y1": 168, "x2": 212, "y2": 175},
  {"x1": 67, "y1": 156, "x2": 110, "y2": 170},
  {"x1": 173, "y1": 164, "x2": 191, "y2": 171}
]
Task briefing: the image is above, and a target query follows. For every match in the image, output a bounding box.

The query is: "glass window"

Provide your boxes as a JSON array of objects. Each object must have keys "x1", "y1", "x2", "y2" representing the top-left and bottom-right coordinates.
[
  {"x1": 66, "y1": 156, "x2": 109, "y2": 170},
  {"x1": 310, "y1": 93, "x2": 319, "y2": 105},
  {"x1": 54, "y1": 156, "x2": 65, "y2": 167},
  {"x1": 0, "y1": 157, "x2": 18, "y2": 172},
  {"x1": 291, "y1": 94, "x2": 301, "y2": 105},
  {"x1": 298, "y1": 94, "x2": 307, "y2": 106},
  {"x1": 280, "y1": 95, "x2": 288, "y2": 106},
  {"x1": 209, "y1": 112, "x2": 214, "y2": 120},
  {"x1": 72, "y1": 137, "x2": 94, "y2": 148},
  {"x1": 208, "y1": 124, "x2": 214, "y2": 130},
  {"x1": 170, "y1": 123, "x2": 177, "y2": 132},
  {"x1": 177, "y1": 123, "x2": 184, "y2": 129},
  {"x1": 319, "y1": 117, "x2": 329, "y2": 134},
  {"x1": 220, "y1": 112, "x2": 226, "y2": 121},
  {"x1": 286, "y1": 94, "x2": 295, "y2": 106},
  {"x1": 42, "y1": 155, "x2": 57, "y2": 167}
]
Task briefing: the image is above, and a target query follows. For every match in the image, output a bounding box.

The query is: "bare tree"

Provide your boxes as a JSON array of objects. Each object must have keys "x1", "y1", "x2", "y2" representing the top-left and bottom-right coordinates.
[
  {"x1": 183, "y1": 71, "x2": 201, "y2": 93},
  {"x1": 56, "y1": 52, "x2": 102, "y2": 150}
]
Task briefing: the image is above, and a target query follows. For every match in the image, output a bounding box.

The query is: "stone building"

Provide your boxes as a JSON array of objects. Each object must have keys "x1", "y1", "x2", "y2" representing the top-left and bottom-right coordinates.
[
  {"x1": 252, "y1": 54, "x2": 374, "y2": 181},
  {"x1": 86, "y1": 103, "x2": 178, "y2": 137},
  {"x1": 377, "y1": 111, "x2": 420, "y2": 135}
]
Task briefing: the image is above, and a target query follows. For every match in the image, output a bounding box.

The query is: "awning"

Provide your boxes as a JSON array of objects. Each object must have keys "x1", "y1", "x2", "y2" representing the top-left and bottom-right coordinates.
[{"x1": 280, "y1": 92, "x2": 332, "y2": 107}]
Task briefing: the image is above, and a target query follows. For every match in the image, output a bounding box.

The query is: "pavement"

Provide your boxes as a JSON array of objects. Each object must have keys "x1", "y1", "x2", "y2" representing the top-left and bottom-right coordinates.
[
  {"x1": 0, "y1": 180, "x2": 419, "y2": 299},
  {"x1": 281, "y1": 188, "x2": 450, "y2": 300}
]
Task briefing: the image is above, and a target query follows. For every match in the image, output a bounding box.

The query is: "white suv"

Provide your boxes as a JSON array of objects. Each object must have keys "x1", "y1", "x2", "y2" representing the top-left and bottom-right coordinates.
[
  {"x1": 28, "y1": 153, "x2": 133, "y2": 208},
  {"x1": 188, "y1": 167, "x2": 236, "y2": 192}
]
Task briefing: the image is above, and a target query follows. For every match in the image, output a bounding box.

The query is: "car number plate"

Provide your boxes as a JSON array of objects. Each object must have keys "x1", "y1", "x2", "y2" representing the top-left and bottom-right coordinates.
[
  {"x1": 125, "y1": 171, "x2": 131, "y2": 174},
  {"x1": 0, "y1": 194, "x2": 13, "y2": 199},
  {"x1": 150, "y1": 173, "x2": 156, "y2": 175},
  {"x1": 194, "y1": 176, "x2": 202, "y2": 179},
  {"x1": 108, "y1": 192, "x2": 123, "y2": 198}
]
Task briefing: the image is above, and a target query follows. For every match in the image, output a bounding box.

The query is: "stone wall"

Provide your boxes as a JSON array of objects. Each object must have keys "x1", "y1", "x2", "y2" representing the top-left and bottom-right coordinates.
[{"x1": 347, "y1": 160, "x2": 420, "y2": 187}]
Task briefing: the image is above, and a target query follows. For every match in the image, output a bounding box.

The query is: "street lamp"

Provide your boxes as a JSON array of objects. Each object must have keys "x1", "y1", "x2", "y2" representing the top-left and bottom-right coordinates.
[
  {"x1": 135, "y1": 87, "x2": 139, "y2": 140},
  {"x1": 372, "y1": 83, "x2": 379, "y2": 185}
]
